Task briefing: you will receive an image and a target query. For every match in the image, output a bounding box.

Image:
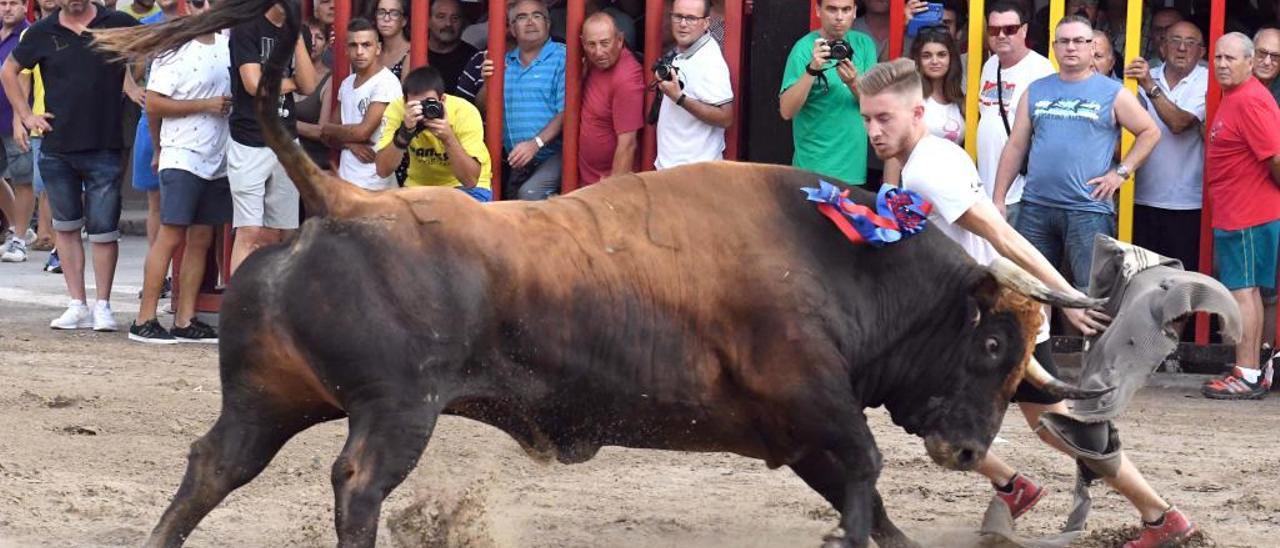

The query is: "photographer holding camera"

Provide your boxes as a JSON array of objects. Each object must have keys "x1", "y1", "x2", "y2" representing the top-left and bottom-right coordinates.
[
  {"x1": 779, "y1": 0, "x2": 877, "y2": 185},
  {"x1": 374, "y1": 66, "x2": 492, "y2": 201},
  {"x1": 653, "y1": 0, "x2": 734, "y2": 170}
]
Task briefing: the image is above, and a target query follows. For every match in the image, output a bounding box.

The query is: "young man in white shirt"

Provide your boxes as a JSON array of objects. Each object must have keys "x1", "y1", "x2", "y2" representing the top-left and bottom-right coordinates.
[
  {"x1": 976, "y1": 1, "x2": 1054, "y2": 224},
  {"x1": 323, "y1": 17, "x2": 400, "y2": 191},
  {"x1": 858, "y1": 58, "x2": 1197, "y2": 548},
  {"x1": 129, "y1": 26, "x2": 233, "y2": 344},
  {"x1": 653, "y1": 0, "x2": 734, "y2": 169}
]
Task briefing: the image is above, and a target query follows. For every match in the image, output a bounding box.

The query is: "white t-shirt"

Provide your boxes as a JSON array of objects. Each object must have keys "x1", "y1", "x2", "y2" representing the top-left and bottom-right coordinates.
[
  {"x1": 904, "y1": 134, "x2": 1050, "y2": 344},
  {"x1": 924, "y1": 97, "x2": 965, "y2": 145},
  {"x1": 147, "y1": 34, "x2": 232, "y2": 180},
  {"x1": 338, "y1": 67, "x2": 401, "y2": 190},
  {"x1": 1135, "y1": 64, "x2": 1208, "y2": 210},
  {"x1": 655, "y1": 34, "x2": 734, "y2": 169},
  {"x1": 977, "y1": 51, "x2": 1055, "y2": 205}
]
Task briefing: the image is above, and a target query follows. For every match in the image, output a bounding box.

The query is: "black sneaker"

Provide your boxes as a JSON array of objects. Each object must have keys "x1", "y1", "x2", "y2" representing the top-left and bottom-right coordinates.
[
  {"x1": 172, "y1": 319, "x2": 218, "y2": 344},
  {"x1": 139, "y1": 277, "x2": 172, "y2": 300},
  {"x1": 129, "y1": 319, "x2": 177, "y2": 345}
]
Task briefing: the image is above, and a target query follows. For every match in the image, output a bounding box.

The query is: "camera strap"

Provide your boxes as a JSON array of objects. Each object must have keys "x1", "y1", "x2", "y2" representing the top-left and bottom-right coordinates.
[{"x1": 995, "y1": 62, "x2": 1031, "y2": 177}]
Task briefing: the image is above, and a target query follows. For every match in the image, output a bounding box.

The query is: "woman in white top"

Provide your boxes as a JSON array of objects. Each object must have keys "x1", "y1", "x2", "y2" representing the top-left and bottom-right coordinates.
[{"x1": 885, "y1": 27, "x2": 967, "y2": 184}]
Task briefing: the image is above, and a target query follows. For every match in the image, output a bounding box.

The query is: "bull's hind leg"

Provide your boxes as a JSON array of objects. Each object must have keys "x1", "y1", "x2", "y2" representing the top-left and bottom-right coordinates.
[
  {"x1": 146, "y1": 398, "x2": 338, "y2": 548},
  {"x1": 791, "y1": 452, "x2": 920, "y2": 548},
  {"x1": 332, "y1": 402, "x2": 440, "y2": 548}
]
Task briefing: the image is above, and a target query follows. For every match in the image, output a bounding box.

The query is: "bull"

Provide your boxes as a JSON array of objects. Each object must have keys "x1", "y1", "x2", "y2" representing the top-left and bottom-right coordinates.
[{"x1": 94, "y1": 1, "x2": 1106, "y2": 546}]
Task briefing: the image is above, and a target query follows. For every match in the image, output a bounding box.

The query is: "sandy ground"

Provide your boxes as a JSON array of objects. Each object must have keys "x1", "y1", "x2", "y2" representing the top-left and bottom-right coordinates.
[{"x1": 2, "y1": 299, "x2": 1278, "y2": 548}]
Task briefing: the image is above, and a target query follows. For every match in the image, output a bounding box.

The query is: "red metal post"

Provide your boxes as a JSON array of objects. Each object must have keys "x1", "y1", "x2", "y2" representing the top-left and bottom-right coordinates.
[
  {"x1": 486, "y1": 0, "x2": 506, "y2": 198},
  {"x1": 561, "y1": 0, "x2": 584, "y2": 192},
  {"x1": 25, "y1": 0, "x2": 33, "y2": 21},
  {"x1": 333, "y1": 0, "x2": 351, "y2": 97},
  {"x1": 302, "y1": 0, "x2": 311, "y2": 20},
  {"x1": 888, "y1": 0, "x2": 905, "y2": 58},
  {"x1": 810, "y1": 0, "x2": 820, "y2": 30},
  {"x1": 410, "y1": 0, "x2": 429, "y2": 68},
  {"x1": 723, "y1": 0, "x2": 743, "y2": 160},
  {"x1": 1196, "y1": 0, "x2": 1225, "y2": 345},
  {"x1": 641, "y1": 0, "x2": 662, "y2": 171}
]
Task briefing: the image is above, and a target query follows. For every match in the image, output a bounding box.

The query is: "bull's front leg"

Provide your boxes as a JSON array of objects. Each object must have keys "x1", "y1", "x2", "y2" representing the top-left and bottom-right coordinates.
[{"x1": 822, "y1": 414, "x2": 883, "y2": 548}]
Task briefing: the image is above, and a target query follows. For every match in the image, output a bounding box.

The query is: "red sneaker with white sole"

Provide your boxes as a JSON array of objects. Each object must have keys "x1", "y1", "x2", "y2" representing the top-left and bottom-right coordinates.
[
  {"x1": 1123, "y1": 506, "x2": 1196, "y2": 548},
  {"x1": 994, "y1": 473, "x2": 1044, "y2": 520}
]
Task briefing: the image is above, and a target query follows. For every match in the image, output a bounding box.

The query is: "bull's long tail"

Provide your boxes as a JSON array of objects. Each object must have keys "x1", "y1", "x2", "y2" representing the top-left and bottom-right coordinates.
[{"x1": 94, "y1": 0, "x2": 344, "y2": 218}]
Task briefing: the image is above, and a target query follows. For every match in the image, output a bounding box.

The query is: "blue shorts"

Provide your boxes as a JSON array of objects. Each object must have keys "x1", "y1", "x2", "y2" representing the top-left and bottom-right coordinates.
[
  {"x1": 132, "y1": 115, "x2": 159, "y2": 191},
  {"x1": 39, "y1": 150, "x2": 124, "y2": 242},
  {"x1": 457, "y1": 186, "x2": 492, "y2": 202},
  {"x1": 1214, "y1": 220, "x2": 1280, "y2": 291}
]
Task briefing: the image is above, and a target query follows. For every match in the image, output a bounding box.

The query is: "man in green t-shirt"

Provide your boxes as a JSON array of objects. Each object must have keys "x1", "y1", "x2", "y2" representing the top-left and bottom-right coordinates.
[{"x1": 779, "y1": 0, "x2": 877, "y2": 185}]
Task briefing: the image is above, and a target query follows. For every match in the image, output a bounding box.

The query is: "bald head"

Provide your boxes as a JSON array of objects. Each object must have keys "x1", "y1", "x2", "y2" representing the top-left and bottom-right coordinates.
[
  {"x1": 582, "y1": 12, "x2": 625, "y2": 70},
  {"x1": 1160, "y1": 21, "x2": 1204, "y2": 73}
]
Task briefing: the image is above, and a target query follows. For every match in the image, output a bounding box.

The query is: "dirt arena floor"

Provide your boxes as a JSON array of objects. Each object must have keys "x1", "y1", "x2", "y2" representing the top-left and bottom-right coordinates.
[{"x1": 1, "y1": 300, "x2": 1277, "y2": 548}]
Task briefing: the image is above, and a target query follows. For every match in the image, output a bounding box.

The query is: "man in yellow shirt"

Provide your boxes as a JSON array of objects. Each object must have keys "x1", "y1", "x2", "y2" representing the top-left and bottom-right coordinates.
[{"x1": 375, "y1": 66, "x2": 492, "y2": 201}]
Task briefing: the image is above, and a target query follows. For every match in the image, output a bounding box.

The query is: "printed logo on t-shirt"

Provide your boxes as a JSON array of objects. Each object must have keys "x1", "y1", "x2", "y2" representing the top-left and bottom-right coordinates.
[
  {"x1": 1209, "y1": 120, "x2": 1222, "y2": 144},
  {"x1": 411, "y1": 144, "x2": 450, "y2": 166},
  {"x1": 257, "y1": 36, "x2": 293, "y2": 119},
  {"x1": 1033, "y1": 98, "x2": 1103, "y2": 121},
  {"x1": 980, "y1": 80, "x2": 1015, "y2": 107}
]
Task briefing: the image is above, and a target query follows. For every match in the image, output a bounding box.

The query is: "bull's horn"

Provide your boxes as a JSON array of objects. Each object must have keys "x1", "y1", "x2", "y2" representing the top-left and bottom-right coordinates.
[
  {"x1": 1025, "y1": 357, "x2": 1114, "y2": 400},
  {"x1": 988, "y1": 257, "x2": 1106, "y2": 309}
]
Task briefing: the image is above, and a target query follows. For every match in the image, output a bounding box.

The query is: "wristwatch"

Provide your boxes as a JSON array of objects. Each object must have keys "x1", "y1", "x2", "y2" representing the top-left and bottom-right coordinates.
[
  {"x1": 1146, "y1": 85, "x2": 1163, "y2": 100},
  {"x1": 534, "y1": 136, "x2": 545, "y2": 149},
  {"x1": 1115, "y1": 164, "x2": 1131, "y2": 179}
]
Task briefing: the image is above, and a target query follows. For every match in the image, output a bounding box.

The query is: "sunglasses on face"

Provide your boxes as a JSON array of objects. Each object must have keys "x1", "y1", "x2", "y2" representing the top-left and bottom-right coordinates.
[{"x1": 987, "y1": 24, "x2": 1023, "y2": 37}]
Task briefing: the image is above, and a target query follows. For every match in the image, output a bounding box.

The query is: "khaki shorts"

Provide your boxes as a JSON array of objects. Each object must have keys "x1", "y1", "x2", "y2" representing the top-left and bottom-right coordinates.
[{"x1": 228, "y1": 139, "x2": 299, "y2": 229}]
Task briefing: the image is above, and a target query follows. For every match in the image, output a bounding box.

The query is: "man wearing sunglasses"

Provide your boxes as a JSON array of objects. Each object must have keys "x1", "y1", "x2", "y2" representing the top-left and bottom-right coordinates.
[
  {"x1": 976, "y1": 1, "x2": 1053, "y2": 227},
  {"x1": 1254, "y1": 27, "x2": 1280, "y2": 105}
]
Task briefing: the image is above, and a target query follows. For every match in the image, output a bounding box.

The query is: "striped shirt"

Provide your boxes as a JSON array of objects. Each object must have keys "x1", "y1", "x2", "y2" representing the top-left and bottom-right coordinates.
[{"x1": 503, "y1": 40, "x2": 566, "y2": 164}]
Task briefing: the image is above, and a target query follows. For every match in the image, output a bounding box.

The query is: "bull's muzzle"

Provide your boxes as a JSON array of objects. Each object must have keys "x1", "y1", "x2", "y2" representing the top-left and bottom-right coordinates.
[{"x1": 923, "y1": 435, "x2": 986, "y2": 471}]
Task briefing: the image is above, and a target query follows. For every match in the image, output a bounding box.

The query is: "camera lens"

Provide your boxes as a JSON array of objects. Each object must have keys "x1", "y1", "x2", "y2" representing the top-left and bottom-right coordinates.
[
  {"x1": 829, "y1": 40, "x2": 853, "y2": 61},
  {"x1": 656, "y1": 63, "x2": 673, "y2": 81},
  {"x1": 422, "y1": 99, "x2": 444, "y2": 120}
]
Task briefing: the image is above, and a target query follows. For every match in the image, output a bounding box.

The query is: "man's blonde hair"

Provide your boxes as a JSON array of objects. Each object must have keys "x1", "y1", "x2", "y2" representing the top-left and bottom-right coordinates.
[{"x1": 856, "y1": 59, "x2": 923, "y2": 101}]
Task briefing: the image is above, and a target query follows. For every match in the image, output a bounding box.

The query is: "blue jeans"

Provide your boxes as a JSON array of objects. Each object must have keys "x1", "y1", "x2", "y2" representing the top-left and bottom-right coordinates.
[
  {"x1": 1014, "y1": 202, "x2": 1115, "y2": 291},
  {"x1": 40, "y1": 150, "x2": 124, "y2": 243}
]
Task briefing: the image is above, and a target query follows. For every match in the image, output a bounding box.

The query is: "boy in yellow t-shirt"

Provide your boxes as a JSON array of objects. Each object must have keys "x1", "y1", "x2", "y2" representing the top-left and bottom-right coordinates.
[{"x1": 374, "y1": 66, "x2": 491, "y2": 201}]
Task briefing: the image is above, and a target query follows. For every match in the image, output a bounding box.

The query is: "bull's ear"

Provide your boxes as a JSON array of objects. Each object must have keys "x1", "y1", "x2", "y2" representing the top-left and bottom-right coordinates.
[{"x1": 970, "y1": 272, "x2": 1002, "y2": 311}]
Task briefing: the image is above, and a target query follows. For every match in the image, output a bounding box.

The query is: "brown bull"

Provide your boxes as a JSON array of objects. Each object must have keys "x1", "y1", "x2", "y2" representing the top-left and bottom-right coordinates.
[{"x1": 94, "y1": 2, "x2": 1103, "y2": 546}]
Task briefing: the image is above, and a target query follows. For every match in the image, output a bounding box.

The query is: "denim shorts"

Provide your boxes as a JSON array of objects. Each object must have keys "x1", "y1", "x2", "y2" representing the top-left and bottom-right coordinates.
[
  {"x1": 457, "y1": 186, "x2": 492, "y2": 202},
  {"x1": 39, "y1": 149, "x2": 124, "y2": 242},
  {"x1": 2, "y1": 135, "x2": 33, "y2": 183},
  {"x1": 30, "y1": 137, "x2": 43, "y2": 194},
  {"x1": 1214, "y1": 220, "x2": 1280, "y2": 291},
  {"x1": 159, "y1": 169, "x2": 233, "y2": 226},
  {"x1": 1014, "y1": 202, "x2": 1116, "y2": 292}
]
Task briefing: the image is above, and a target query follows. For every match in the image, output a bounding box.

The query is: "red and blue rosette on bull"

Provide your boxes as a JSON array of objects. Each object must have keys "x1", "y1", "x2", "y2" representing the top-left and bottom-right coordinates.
[{"x1": 802, "y1": 180, "x2": 934, "y2": 247}]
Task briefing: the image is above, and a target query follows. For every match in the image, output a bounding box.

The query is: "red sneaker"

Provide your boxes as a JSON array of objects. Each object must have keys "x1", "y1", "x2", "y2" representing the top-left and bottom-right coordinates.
[
  {"x1": 1123, "y1": 506, "x2": 1196, "y2": 548},
  {"x1": 994, "y1": 473, "x2": 1044, "y2": 519},
  {"x1": 1202, "y1": 364, "x2": 1271, "y2": 400}
]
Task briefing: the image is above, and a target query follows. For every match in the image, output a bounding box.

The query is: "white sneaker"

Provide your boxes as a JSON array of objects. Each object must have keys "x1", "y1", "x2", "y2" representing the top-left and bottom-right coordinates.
[
  {"x1": 92, "y1": 301, "x2": 118, "y2": 332},
  {"x1": 23, "y1": 228, "x2": 36, "y2": 245},
  {"x1": 1, "y1": 237, "x2": 28, "y2": 262},
  {"x1": 50, "y1": 300, "x2": 92, "y2": 330}
]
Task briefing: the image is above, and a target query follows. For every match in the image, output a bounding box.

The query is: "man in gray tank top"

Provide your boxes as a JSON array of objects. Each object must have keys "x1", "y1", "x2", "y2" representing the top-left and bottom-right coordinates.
[{"x1": 992, "y1": 16, "x2": 1161, "y2": 293}]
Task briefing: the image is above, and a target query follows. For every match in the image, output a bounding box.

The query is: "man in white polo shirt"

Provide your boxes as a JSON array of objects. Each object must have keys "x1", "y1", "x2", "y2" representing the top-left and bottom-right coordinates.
[
  {"x1": 654, "y1": 0, "x2": 733, "y2": 169},
  {"x1": 1124, "y1": 20, "x2": 1208, "y2": 275}
]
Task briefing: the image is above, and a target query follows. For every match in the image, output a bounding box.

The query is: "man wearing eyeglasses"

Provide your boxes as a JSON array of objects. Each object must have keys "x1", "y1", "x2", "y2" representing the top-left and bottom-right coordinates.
[
  {"x1": 481, "y1": 0, "x2": 565, "y2": 200},
  {"x1": 653, "y1": 0, "x2": 733, "y2": 170},
  {"x1": 1253, "y1": 27, "x2": 1280, "y2": 105},
  {"x1": 994, "y1": 16, "x2": 1159, "y2": 295},
  {"x1": 779, "y1": 0, "x2": 875, "y2": 185},
  {"x1": 1123, "y1": 21, "x2": 1208, "y2": 281},
  {"x1": 976, "y1": 1, "x2": 1054, "y2": 226}
]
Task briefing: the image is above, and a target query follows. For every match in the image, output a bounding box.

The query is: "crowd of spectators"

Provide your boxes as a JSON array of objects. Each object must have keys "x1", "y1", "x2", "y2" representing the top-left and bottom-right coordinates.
[{"x1": 0, "y1": 0, "x2": 1276, "y2": 395}]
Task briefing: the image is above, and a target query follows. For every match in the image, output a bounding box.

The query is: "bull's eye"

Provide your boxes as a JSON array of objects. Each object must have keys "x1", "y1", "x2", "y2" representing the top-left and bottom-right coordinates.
[{"x1": 984, "y1": 336, "x2": 1001, "y2": 356}]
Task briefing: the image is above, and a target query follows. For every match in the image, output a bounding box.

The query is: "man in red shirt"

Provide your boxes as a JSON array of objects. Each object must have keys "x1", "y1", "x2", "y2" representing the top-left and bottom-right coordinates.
[
  {"x1": 578, "y1": 11, "x2": 644, "y2": 185},
  {"x1": 1202, "y1": 32, "x2": 1280, "y2": 400}
]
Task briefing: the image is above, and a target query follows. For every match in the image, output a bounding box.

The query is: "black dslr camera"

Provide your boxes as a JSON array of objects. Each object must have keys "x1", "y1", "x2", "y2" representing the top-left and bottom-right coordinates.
[
  {"x1": 422, "y1": 98, "x2": 444, "y2": 120},
  {"x1": 828, "y1": 39, "x2": 853, "y2": 61}
]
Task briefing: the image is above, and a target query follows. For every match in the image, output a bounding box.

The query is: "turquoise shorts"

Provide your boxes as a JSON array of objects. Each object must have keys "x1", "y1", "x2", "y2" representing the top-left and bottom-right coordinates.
[{"x1": 1214, "y1": 219, "x2": 1280, "y2": 291}]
